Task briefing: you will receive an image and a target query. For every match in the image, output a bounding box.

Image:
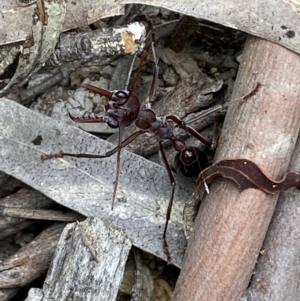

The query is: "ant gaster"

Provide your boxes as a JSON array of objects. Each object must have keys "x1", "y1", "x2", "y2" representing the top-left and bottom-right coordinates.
[{"x1": 41, "y1": 48, "x2": 212, "y2": 262}]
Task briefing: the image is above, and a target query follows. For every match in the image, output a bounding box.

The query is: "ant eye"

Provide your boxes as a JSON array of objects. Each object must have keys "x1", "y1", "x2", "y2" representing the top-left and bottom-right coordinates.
[{"x1": 115, "y1": 91, "x2": 128, "y2": 99}]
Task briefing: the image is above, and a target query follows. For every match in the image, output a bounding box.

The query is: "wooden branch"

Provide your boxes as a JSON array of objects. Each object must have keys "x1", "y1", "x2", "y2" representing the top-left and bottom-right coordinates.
[
  {"x1": 172, "y1": 36, "x2": 300, "y2": 300},
  {"x1": 47, "y1": 22, "x2": 147, "y2": 66},
  {"x1": 0, "y1": 207, "x2": 84, "y2": 222},
  {"x1": 0, "y1": 188, "x2": 53, "y2": 239},
  {"x1": 0, "y1": 190, "x2": 83, "y2": 224},
  {"x1": 25, "y1": 218, "x2": 132, "y2": 301},
  {"x1": 0, "y1": 223, "x2": 66, "y2": 288}
]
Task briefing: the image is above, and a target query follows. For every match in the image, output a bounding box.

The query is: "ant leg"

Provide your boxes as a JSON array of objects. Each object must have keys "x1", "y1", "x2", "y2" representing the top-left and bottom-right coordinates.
[
  {"x1": 102, "y1": 130, "x2": 144, "y2": 157},
  {"x1": 159, "y1": 140, "x2": 176, "y2": 263},
  {"x1": 166, "y1": 115, "x2": 212, "y2": 148},
  {"x1": 41, "y1": 129, "x2": 145, "y2": 209},
  {"x1": 111, "y1": 127, "x2": 122, "y2": 210},
  {"x1": 125, "y1": 50, "x2": 147, "y2": 91},
  {"x1": 41, "y1": 130, "x2": 144, "y2": 161},
  {"x1": 127, "y1": 50, "x2": 147, "y2": 92},
  {"x1": 127, "y1": 38, "x2": 159, "y2": 105},
  {"x1": 148, "y1": 38, "x2": 159, "y2": 105}
]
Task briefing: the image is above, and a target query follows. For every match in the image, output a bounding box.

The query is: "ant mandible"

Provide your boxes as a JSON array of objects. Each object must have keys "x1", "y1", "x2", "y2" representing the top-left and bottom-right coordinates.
[{"x1": 41, "y1": 42, "x2": 212, "y2": 262}]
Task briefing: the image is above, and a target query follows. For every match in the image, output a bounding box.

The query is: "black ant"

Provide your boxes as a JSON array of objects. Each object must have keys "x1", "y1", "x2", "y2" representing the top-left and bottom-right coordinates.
[{"x1": 41, "y1": 42, "x2": 217, "y2": 262}]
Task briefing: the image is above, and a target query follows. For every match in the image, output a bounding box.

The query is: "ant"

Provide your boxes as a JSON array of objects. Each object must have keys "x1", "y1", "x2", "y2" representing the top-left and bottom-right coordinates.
[{"x1": 41, "y1": 41, "x2": 218, "y2": 262}]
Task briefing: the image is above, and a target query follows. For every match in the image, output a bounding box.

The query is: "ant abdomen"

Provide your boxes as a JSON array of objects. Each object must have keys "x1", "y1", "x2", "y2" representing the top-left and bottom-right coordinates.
[{"x1": 174, "y1": 147, "x2": 208, "y2": 178}]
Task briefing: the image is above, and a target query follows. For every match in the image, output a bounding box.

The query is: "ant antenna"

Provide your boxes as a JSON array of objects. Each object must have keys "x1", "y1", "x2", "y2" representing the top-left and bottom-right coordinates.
[
  {"x1": 184, "y1": 104, "x2": 226, "y2": 125},
  {"x1": 185, "y1": 82, "x2": 263, "y2": 125},
  {"x1": 148, "y1": 39, "x2": 159, "y2": 106},
  {"x1": 124, "y1": 52, "x2": 138, "y2": 91},
  {"x1": 126, "y1": 29, "x2": 159, "y2": 106},
  {"x1": 127, "y1": 50, "x2": 148, "y2": 92},
  {"x1": 185, "y1": 82, "x2": 263, "y2": 194}
]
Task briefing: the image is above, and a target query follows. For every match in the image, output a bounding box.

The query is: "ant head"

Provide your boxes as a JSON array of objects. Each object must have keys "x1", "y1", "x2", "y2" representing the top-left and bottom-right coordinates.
[
  {"x1": 106, "y1": 91, "x2": 141, "y2": 128},
  {"x1": 81, "y1": 84, "x2": 140, "y2": 128}
]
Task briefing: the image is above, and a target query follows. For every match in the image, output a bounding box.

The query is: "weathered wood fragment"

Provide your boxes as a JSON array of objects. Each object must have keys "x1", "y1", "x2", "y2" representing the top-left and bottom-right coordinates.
[
  {"x1": 0, "y1": 223, "x2": 65, "y2": 288},
  {"x1": 25, "y1": 217, "x2": 132, "y2": 301},
  {"x1": 0, "y1": 189, "x2": 53, "y2": 239}
]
